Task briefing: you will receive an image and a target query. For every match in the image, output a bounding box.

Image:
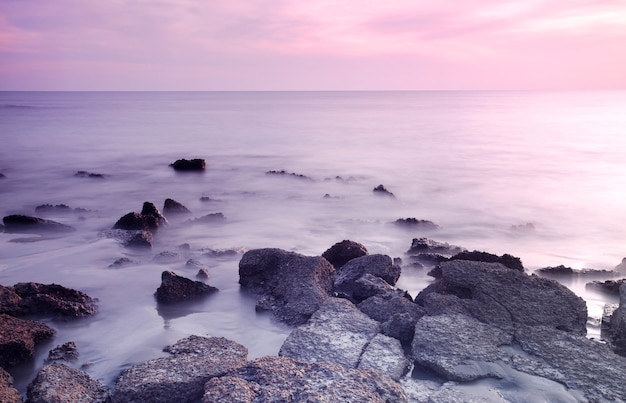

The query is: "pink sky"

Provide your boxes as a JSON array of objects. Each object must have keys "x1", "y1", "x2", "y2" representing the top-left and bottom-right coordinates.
[{"x1": 1, "y1": 0, "x2": 625, "y2": 90}]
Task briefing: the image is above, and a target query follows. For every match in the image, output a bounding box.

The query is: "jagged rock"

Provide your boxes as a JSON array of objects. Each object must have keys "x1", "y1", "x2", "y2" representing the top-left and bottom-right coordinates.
[
  {"x1": 196, "y1": 269, "x2": 210, "y2": 280},
  {"x1": 35, "y1": 204, "x2": 73, "y2": 214},
  {"x1": 125, "y1": 230, "x2": 152, "y2": 249},
  {"x1": 111, "y1": 336, "x2": 247, "y2": 403},
  {"x1": 45, "y1": 341, "x2": 79, "y2": 363},
  {"x1": 586, "y1": 278, "x2": 626, "y2": 295},
  {"x1": 108, "y1": 257, "x2": 136, "y2": 269},
  {"x1": 163, "y1": 198, "x2": 191, "y2": 216},
  {"x1": 358, "y1": 291, "x2": 425, "y2": 344},
  {"x1": 321, "y1": 240, "x2": 368, "y2": 268},
  {"x1": 265, "y1": 170, "x2": 313, "y2": 180},
  {"x1": 155, "y1": 271, "x2": 218, "y2": 304},
  {"x1": 2, "y1": 215, "x2": 75, "y2": 234},
  {"x1": 153, "y1": 250, "x2": 183, "y2": 264},
  {"x1": 27, "y1": 363, "x2": 109, "y2": 403},
  {"x1": 449, "y1": 250, "x2": 524, "y2": 272},
  {"x1": 333, "y1": 254, "x2": 401, "y2": 303},
  {"x1": 0, "y1": 314, "x2": 55, "y2": 366},
  {"x1": 204, "y1": 248, "x2": 244, "y2": 258},
  {"x1": 0, "y1": 367, "x2": 22, "y2": 403},
  {"x1": 373, "y1": 184, "x2": 395, "y2": 198},
  {"x1": 112, "y1": 212, "x2": 158, "y2": 231},
  {"x1": 279, "y1": 298, "x2": 380, "y2": 369},
  {"x1": 11, "y1": 282, "x2": 97, "y2": 318},
  {"x1": 415, "y1": 260, "x2": 588, "y2": 335},
  {"x1": 239, "y1": 248, "x2": 335, "y2": 325},
  {"x1": 170, "y1": 158, "x2": 206, "y2": 171},
  {"x1": 394, "y1": 218, "x2": 439, "y2": 230},
  {"x1": 202, "y1": 355, "x2": 408, "y2": 403},
  {"x1": 536, "y1": 264, "x2": 575, "y2": 276},
  {"x1": 406, "y1": 238, "x2": 464, "y2": 256},
  {"x1": 140, "y1": 202, "x2": 168, "y2": 226}
]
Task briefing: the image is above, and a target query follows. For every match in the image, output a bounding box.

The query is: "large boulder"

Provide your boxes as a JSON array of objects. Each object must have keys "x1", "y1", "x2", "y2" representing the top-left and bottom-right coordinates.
[
  {"x1": 11, "y1": 282, "x2": 97, "y2": 318},
  {"x1": 415, "y1": 260, "x2": 588, "y2": 335},
  {"x1": 2, "y1": 215, "x2": 75, "y2": 234},
  {"x1": 111, "y1": 336, "x2": 248, "y2": 403},
  {"x1": 202, "y1": 355, "x2": 408, "y2": 403},
  {"x1": 238, "y1": 248, "x2": 335, "y2": 325},
  {"x1": 112, "y1": 201, "x2": 167, "y2": 231},
  {"x1": 333, "y1": 254, "x2": 401, "y2": 303},
  {"x1": 321, "y1": 240, "x2": 368, "y2": 268},
  {"x1": 155, "y1": 271, "x2": 218, "y2": 304},
  {"x1": 0, "y1": 314, "x2": 55, "y2": 367},
  {"x1": 27, "y1": 363, "x2": 109, "y2": 403},
  {"x1": 0, "y1": 367, "x2": 22, "y2": 403}
]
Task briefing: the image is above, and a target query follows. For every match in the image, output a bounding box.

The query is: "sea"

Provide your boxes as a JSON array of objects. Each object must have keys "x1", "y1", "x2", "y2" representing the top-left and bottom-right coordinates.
[{"x1": 1, "y1": 91, "x2": 626, "y2": 396}]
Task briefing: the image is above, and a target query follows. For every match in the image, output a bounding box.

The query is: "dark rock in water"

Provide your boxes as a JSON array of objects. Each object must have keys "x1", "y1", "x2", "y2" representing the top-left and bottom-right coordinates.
[
  {"x1": 34, "y1": 203, "x2": 73, "y2": 214},
  {"x1": 406, "y1": 238, "x2": 464, "y2": 263},
  {"x1": 446, "y1": 250, "x2": 524, "y2": 273},
  {"x1": 538, "y1": 265, "x2": 616, "y2": 279},
  {"x1": 186, "y1": 212, "x2": 226, "y2": 225},
  {"x1": 358, "y1": 291, "x2": 426, "y2": 344},
  {"x1": 113, "y1": 212, "x2": 158, "y2": 231},
  {"x1": 141, "y1": 201, "x2": 168, "y2": 226},
  {"x1": 0, "y1": 285, "x2": 21, "y2": 316},
  {"x1": 108, "y1": 257, "x2": 136, "y2": 269},
  {"x1": 204, "y1": 247, "x2": 244, "y2": 258},
  {"x1": 0, "y1": 368, "x2": 22, "y2": 403},
  {"x1": 170, "y1": 158, "x2": 206, "y2": 171},
  {"x1": 616, "y1": 258, "x2": 626, "y2": 273},
  {"x1": 416, "y1": 260, "x2": 588, "y2": 335},
  {"x1": 321, "y1": 239, "x2": 368, "y2": 268},
  {"x1": 333, "y1": 254, "x2": 401, "y2": 303},
  {"x1": 239, "y1": 248, "x2": 335, "y2": 325},
  {"x1": 125, "y1": 230, "x2": 153, "y2": 249},
  {"x1": 163, "y1": 198, "x2": 191, "y2": 216},
  {"x1": 199, "y1": 196, "x2": 214, "y2": 202},
  {"x1": 0, "y1": 173, "x2": 5, "y2": 179},
  {"x1": 74, "y1": 170, "x2": 105, "y2": 179},
  {"x1": 373, "y1": 184, "x2": 395, "y2": 198},
  {"x1": 408, "y1": 252, "x2": 449, "y2": 269},
  {"x1": 111, "y1": 335, "x2": 247, "y2": 403},
  {"x1": 153, "y1": 250, "x2": 183, "y2": 264},
  {"x1": 196, "y1": 268, "x2": 210, "y2": 280},
  {"x1": 605, "y1": 284, "x2": 626, "y2": 356},
  {"x1": 203, "y1": 355, "x2": 408, "y2": 403},
  {"x1": 2, "y1": 214, "x2": 75, "y2": 234},
  {"x1": 154, "y1": 271, "x2": 218, "y2": 304},
  {"x1": 27, "y1": 363, "x2": 109, "y2": 403},
  {"x1": 394, "y1": 218, "x2": 440, "y2": 230},
  {"x1": 11, "y1": 282, "x2": 98, "y2": 318},
  {"x1": 536, "y1": 264, "x2": 575, "y2": 276},
  {"x1": 45, "y1": 341, "x2": 79, "y2": 363},
  {"x1": 0, "y1": 314, "x2": 55, "y2": 367},
  {"x1": 265, "y1": 169, "x2": 313, "y2": 180},
  {"x1": 586, "y1": 278, "x2": 626, "y2": 295}
]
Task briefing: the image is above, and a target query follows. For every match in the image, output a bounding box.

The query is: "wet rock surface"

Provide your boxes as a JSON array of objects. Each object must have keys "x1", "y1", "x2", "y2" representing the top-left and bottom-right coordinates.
[
  {"x1": 27, "y1": 363, "x2": 109, "y2": 403},
  {"x1": 163, "y1": 198, "x2": 191, "y2": 216},
  {"x1": 9, "y1": 282, "x2": 98, "y2": 318},
  {"x1": 394, "y1": 218, "x2": 440, "y2": 230},
  {"x1": 321, "y1": 239, "x2": 368, "y2": 268},
  {"x1": 45, "y1": 341, "x2": 79, "y2": 364},
  {"x1": 154, "y1": 271, "x2": 218, "y2": 304},
  {"x1": 358, "y1": 291, "x2": 426, "y2": 344},
  {"x1": 2, "y1": 215, "x2": 75, "y2": 234},
  {"x1": 238, "y1": 248, "x2": 335, "y2": 325},
  {"x1": 112, "y1": 201, "x2": 167, "y2": 231},
  {"x1": 203, "y1": 355, "x2": 408, "y2": 403},
  {"x1": 0, "y1": 314, "x2": 55, "y2": 367},
  {"x1": 0, "y1": 367, "x2": 22, "y2": 403}
]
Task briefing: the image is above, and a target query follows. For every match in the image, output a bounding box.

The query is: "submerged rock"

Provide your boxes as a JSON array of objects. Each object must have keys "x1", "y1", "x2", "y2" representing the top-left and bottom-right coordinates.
[
  {"x1": 111, "y1": 336, "x2": 247, "y2": 403},
  {"x1": 125, "y1": 230, "x2": 153, "y2": 249},
  {"x1": 0, "y1": 367, "x2": 22, "y2": 403},
  {"x1": 238, "y1": 248, "x2": 335, "y2": 325},
  {"x1": 186, "y1": 212, "x2": 226, "y2": 225},
  {"x1": 74, "y1": 170, "x2": 105, "y2": 179},
  {"x1": 170, "y1": 158, "x2": 206, "y2": 171},
  {"x1": 112, "y1": 201, "x2": 167, "y2": 231},
  {"x1": 586, "y1": 278, "x2": 626, "y2": 295},
  {"x1": 163, "y1": 198, "x2": 191, "y2": 216},
  {"x1": 155, "y1": 271, "x2": 218, "y2": 304},
  {"x1": 321, "y1": 239, "x2": 368, "y2": 269},
  {"x1": 394, "y1": 218, "x2": 440, "y2": 230},
  {"x1": 203, "y1": 355, "x2": 408, "y2": 403},
  {"x1": 373, "y1": 184, "x2": 395, "y2": 198},
  {"x1": 265, "y1": 169, "x2": 313, "y2": 180},
  {"x1": 27, "y1": 363, "x2": 109, "y2": 403},
  {"x1": 0, "y1": 314, "x2": 55, "y2": 367},
  {"x1": 2, "y1": 214, "x2": 75, "y2": 234}
]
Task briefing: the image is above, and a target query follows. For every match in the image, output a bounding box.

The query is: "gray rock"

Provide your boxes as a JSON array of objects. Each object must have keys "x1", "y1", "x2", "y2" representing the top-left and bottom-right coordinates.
[
  {"x1": 163, "y1": 198, "x2": 191, "y2": 216},
  {"x1": 27, "y1": 363, "x2": 109, "y2": 403},
  {"x1": 45, "y1": 341, "x2": 79, "y2": 363},
  {"x1": 357, "y1": 333, "x2": 411, "y2": 381},
  {"x1": 2, "y1": 214, "x2": 75, "y2": 234},
  {"x1": 154, "y1": 271, "x2": 218, "y2": 304},
  {"x1": 238, "y1": 248, "x2": 335, "y2": 325},
  {"x1": 358, "y1": 291, "x2": 425, "y2": 344},
  {"x1": 334, "y1": 254, "x2": 401, "y2": 303},
  {"x1": 321, "y1": 240, "x2": 368, "y2": 268},
  {"x1": 586, "y1": 278, "x2": 626, "y2": 295},
  {"x1": 606, "y1": 283, "x2": 626, "y2": 356},
  {"x1": 0, "y1": 314, "x2": 55, "y2": 367},
  {"x1": 202, "y1": 355, "x2": 408, "y2": 403},
  {"x1": 449, "y1": 250, "x2": 524, "y2": 272},
  {"x1": 0, "y1": 367, "x2": 23, "y2": 403},
  {"x1": 124, "y1": 230, "x2": 152, "y2": 249},
  {"x1": 415, "y1": 260, "x2": 588, "y2": 335},
  {"x1": 111, "y1": 335, "x2": 247, "y2": 403},
  {"x1": 279, "y1": 297, "x2": 380, "y2": 368}
]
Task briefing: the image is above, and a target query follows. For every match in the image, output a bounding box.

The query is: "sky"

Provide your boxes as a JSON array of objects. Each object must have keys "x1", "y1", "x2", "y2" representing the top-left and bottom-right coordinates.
[{"x1": 1, "y1": 0, "x2": 626, "y2": 91}]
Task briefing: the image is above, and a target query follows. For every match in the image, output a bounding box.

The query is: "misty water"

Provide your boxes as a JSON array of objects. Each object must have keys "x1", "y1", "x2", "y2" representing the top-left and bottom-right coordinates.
[{"x1": 1, "y1": 91, "x2": 626, "y2": 396}]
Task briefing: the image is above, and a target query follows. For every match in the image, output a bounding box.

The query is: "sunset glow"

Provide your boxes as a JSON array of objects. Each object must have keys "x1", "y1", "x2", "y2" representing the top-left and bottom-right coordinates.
[{"x1": 1, "y1": 0, "x2": 625, "y2": 90}]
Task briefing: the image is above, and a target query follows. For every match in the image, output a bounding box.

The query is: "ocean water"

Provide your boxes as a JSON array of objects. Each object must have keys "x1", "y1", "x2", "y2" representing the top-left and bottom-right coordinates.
[{"x1": 1, "y1": 91, "x2": 626, "y2": 394}]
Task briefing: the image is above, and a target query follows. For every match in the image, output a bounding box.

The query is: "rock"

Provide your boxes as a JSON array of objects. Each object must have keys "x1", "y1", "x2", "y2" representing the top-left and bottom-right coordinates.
[
  {"x1": 11, "y1": 282, "x2": 97, "y2": 318},
  {"x1": 155, "y1": 271, "x2": 218, "y2": 304},
  {"x1": 615, "y1": 258, "x2": 626, "y2": 273},
  {"x1": 125, "y1": 230, "x2": 152, "y2": 249},
  {"x1": 415, "y1": 260, "x2": 588, "y2": 335},
  {"x1": 2, "y1": 215, "x2": 75, "y2": 234},
  {"x1": 0, "y1": 285, "x2": 21, "y2": 316},
  {"x1": 186, "y1": 213, "x2": 226, "y2": 225},
  {"x1": 202, "y1": 355, "x2": 408, "y2": 403},
  {"x1": 238, "y1": 248, "x2": 335, "y2": 325},
  {"x1": 0, "y1": 314, "x2": 55, "y2": 367},
  {"x1": 358, "y1": 291, "x2": 426, "y2": 344},
  {"x1": 265, "y1": 170, "x2": 313, "y2": 180},
  {"x1": 606, "y1": 284, "x2": 626, "y2": 356},
  {"x1": 0, "y1": 173, "x2": 5, "y2": 179},
  {"x1": 45, "y1": 341, "x2": 79, "y2": 363},
  {"x1": 35, "y1": 204, "x2": 73, "y2": 214},
  {"x1": 394, "y1": 218, "x2": 440, "y2": 230},
  {"x1": 107, "y1": 257, "x2": 136, "y2": 269},
  {"x1": 449, "y1": 250, "x2": 524, "y2": 272},
  {"x1": 111, "y1": 335, "x2": 247, "y2": 403},
  {"x1": 586, "y1": 278, "x2": 626, "y2": 295},
  {"x1": 338, "y1": 273, "x2": 395, "y2": 302},
  {"x1": 204, "y1": 248, "x2": 245, "y2": 258},
  {"x1": 406, "y1": 237, "x2": 464, "y2": 256},
  {"x1": 373, "y1": 184, "x2": 395, "y2": 198},
  {"x1": 196, "y1": 269, "x2": 210, "y2": 280},
  {"x1": 153, "y1": 251, "x2": 183, "y2": 264},
  {"x1": 535, "y1": 264, "x2": 575, "y2": 276},
  {"x1": 74, "y1": 170, "x2": 105, "y2": 179},
  {"x1": 140, "y1": 202, "x2": 168, "y2": 226},
  {"x1": 321, "y1": 240, "x2": 368, "y2": 268},
  {"x1": 279, "y1": 297, "x2": 380, "y2": 369},
  {"x1": 333, "y1": 254, "x2": 401, "y2": 303},
  {"x1": 538, "y1": 265, "x2": 616, "y2": 279},
  {"x1": 112, "y1": 212, "x2": 158, "y2": 231},
  {"x1": 357, "y1": 333, "x2": 411, "y2": 381},
  {"x1": 27, "y1": 363, "x2": 109, "y2": 403},
  {"x1": 170, "y1": 158, "x2": 206, "y2": 171},
  {"x1": 0, "y1": 367, "x2": 22, "y2": 403},
  {"x1": 163, "y1": 198, "x2": 191, "y2": 216}
]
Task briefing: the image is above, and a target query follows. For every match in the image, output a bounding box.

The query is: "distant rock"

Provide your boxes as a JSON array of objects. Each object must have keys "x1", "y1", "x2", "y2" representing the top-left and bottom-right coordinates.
[
  {"x1": 27, "y1": 363, "x2": 109, "y2": 403},
  {"x1": 108, "y1": 257, "x2": 137, "y2": 269},
  {"x1": 10, "y1": 282, "x2": 98, "y2": 318},
  {"x1": 373, "y1": 184, "x2": 395, "y2": 198},
  {"x1": 605, "y1": 284, "x2": 626, "y2": 356},
  {"x1": 265, "y1": 169, "x2": 313, "y2": 180},
  {"x1": 153, "y1": 250, "x2": 183, "y2": 264},
  {"x1": 406, "y1": 238, "x2": 464, "y2": 256},
  {"x1": 199, "y1": 196, "x2": 214, "y2": 202},
  {"x1": 536, "y1": 264, "x2": 575, "y2": 276},
  {"x1": 2, "y1": 214, "x2": 75, "y2": 234},
  {"x1": 0, "y1": 314, "x2": 55, "y2": 367},
  {"x1": 186, "y1": 212, "x2": 226, "y2": 225},
  {"x1": 154, "y1": 271, "x2": 218, "y2": 304},
  {"x1": 170, "y1": 158, "x2": 206, "y2": 171},
  {"x1": 35, "y1": 203, "x2": 73, "y2": 214},
  {"x1": 163, "y1": 198, "x2": 191, "y2": 216},
  {"x1": 333, "y1": 254, "x2": 401, "y2": 303},
  {"x1": 0, "y1": 173, "x2": 5, "y2": 179},
  {"x1": 74, "y1": 170, "x2": 105, "y2": 179},
  {"x1": 113, "y1": 201, "x2": 167, "y2": 232},
  {"x1": 586, "y1": 278, "x2": 626, "y2": 295},
  {"x1": 111, "y1": 336, "x2": 247, "y2": 403},
  {"x1": 0, "y1": 367, "x2": 22, "y2": 403},
  {"x1": 140, "y1": 201, "x2": 168, "y2": 226},
  {"x1": 321, "y1": 239, "x2": 368, "y2": 268},
  {"x1": 537, "y1": 264, "x2": 616, "y2": 279},
  {"x1": 446, "y1": 250, "x2": 524, "y2": 273},
  {"x1": 204, "y1": 247, "x2": 244, "y2": 259},
  {"x1": 203, "y1": 355, "x2": 408, "y2": 403},
  {"x1": 616, "y1": 258, "x2": 626, "y2": 273},
  {"x1": 239, "y1": 248, "x2": 335, "y2": 325},
  {"x1": 394, "y1": 218, "x2": 439, "y2": 230},
  {"x1": 45, "y1": 341, "x2": 79, "y2": 363}
]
